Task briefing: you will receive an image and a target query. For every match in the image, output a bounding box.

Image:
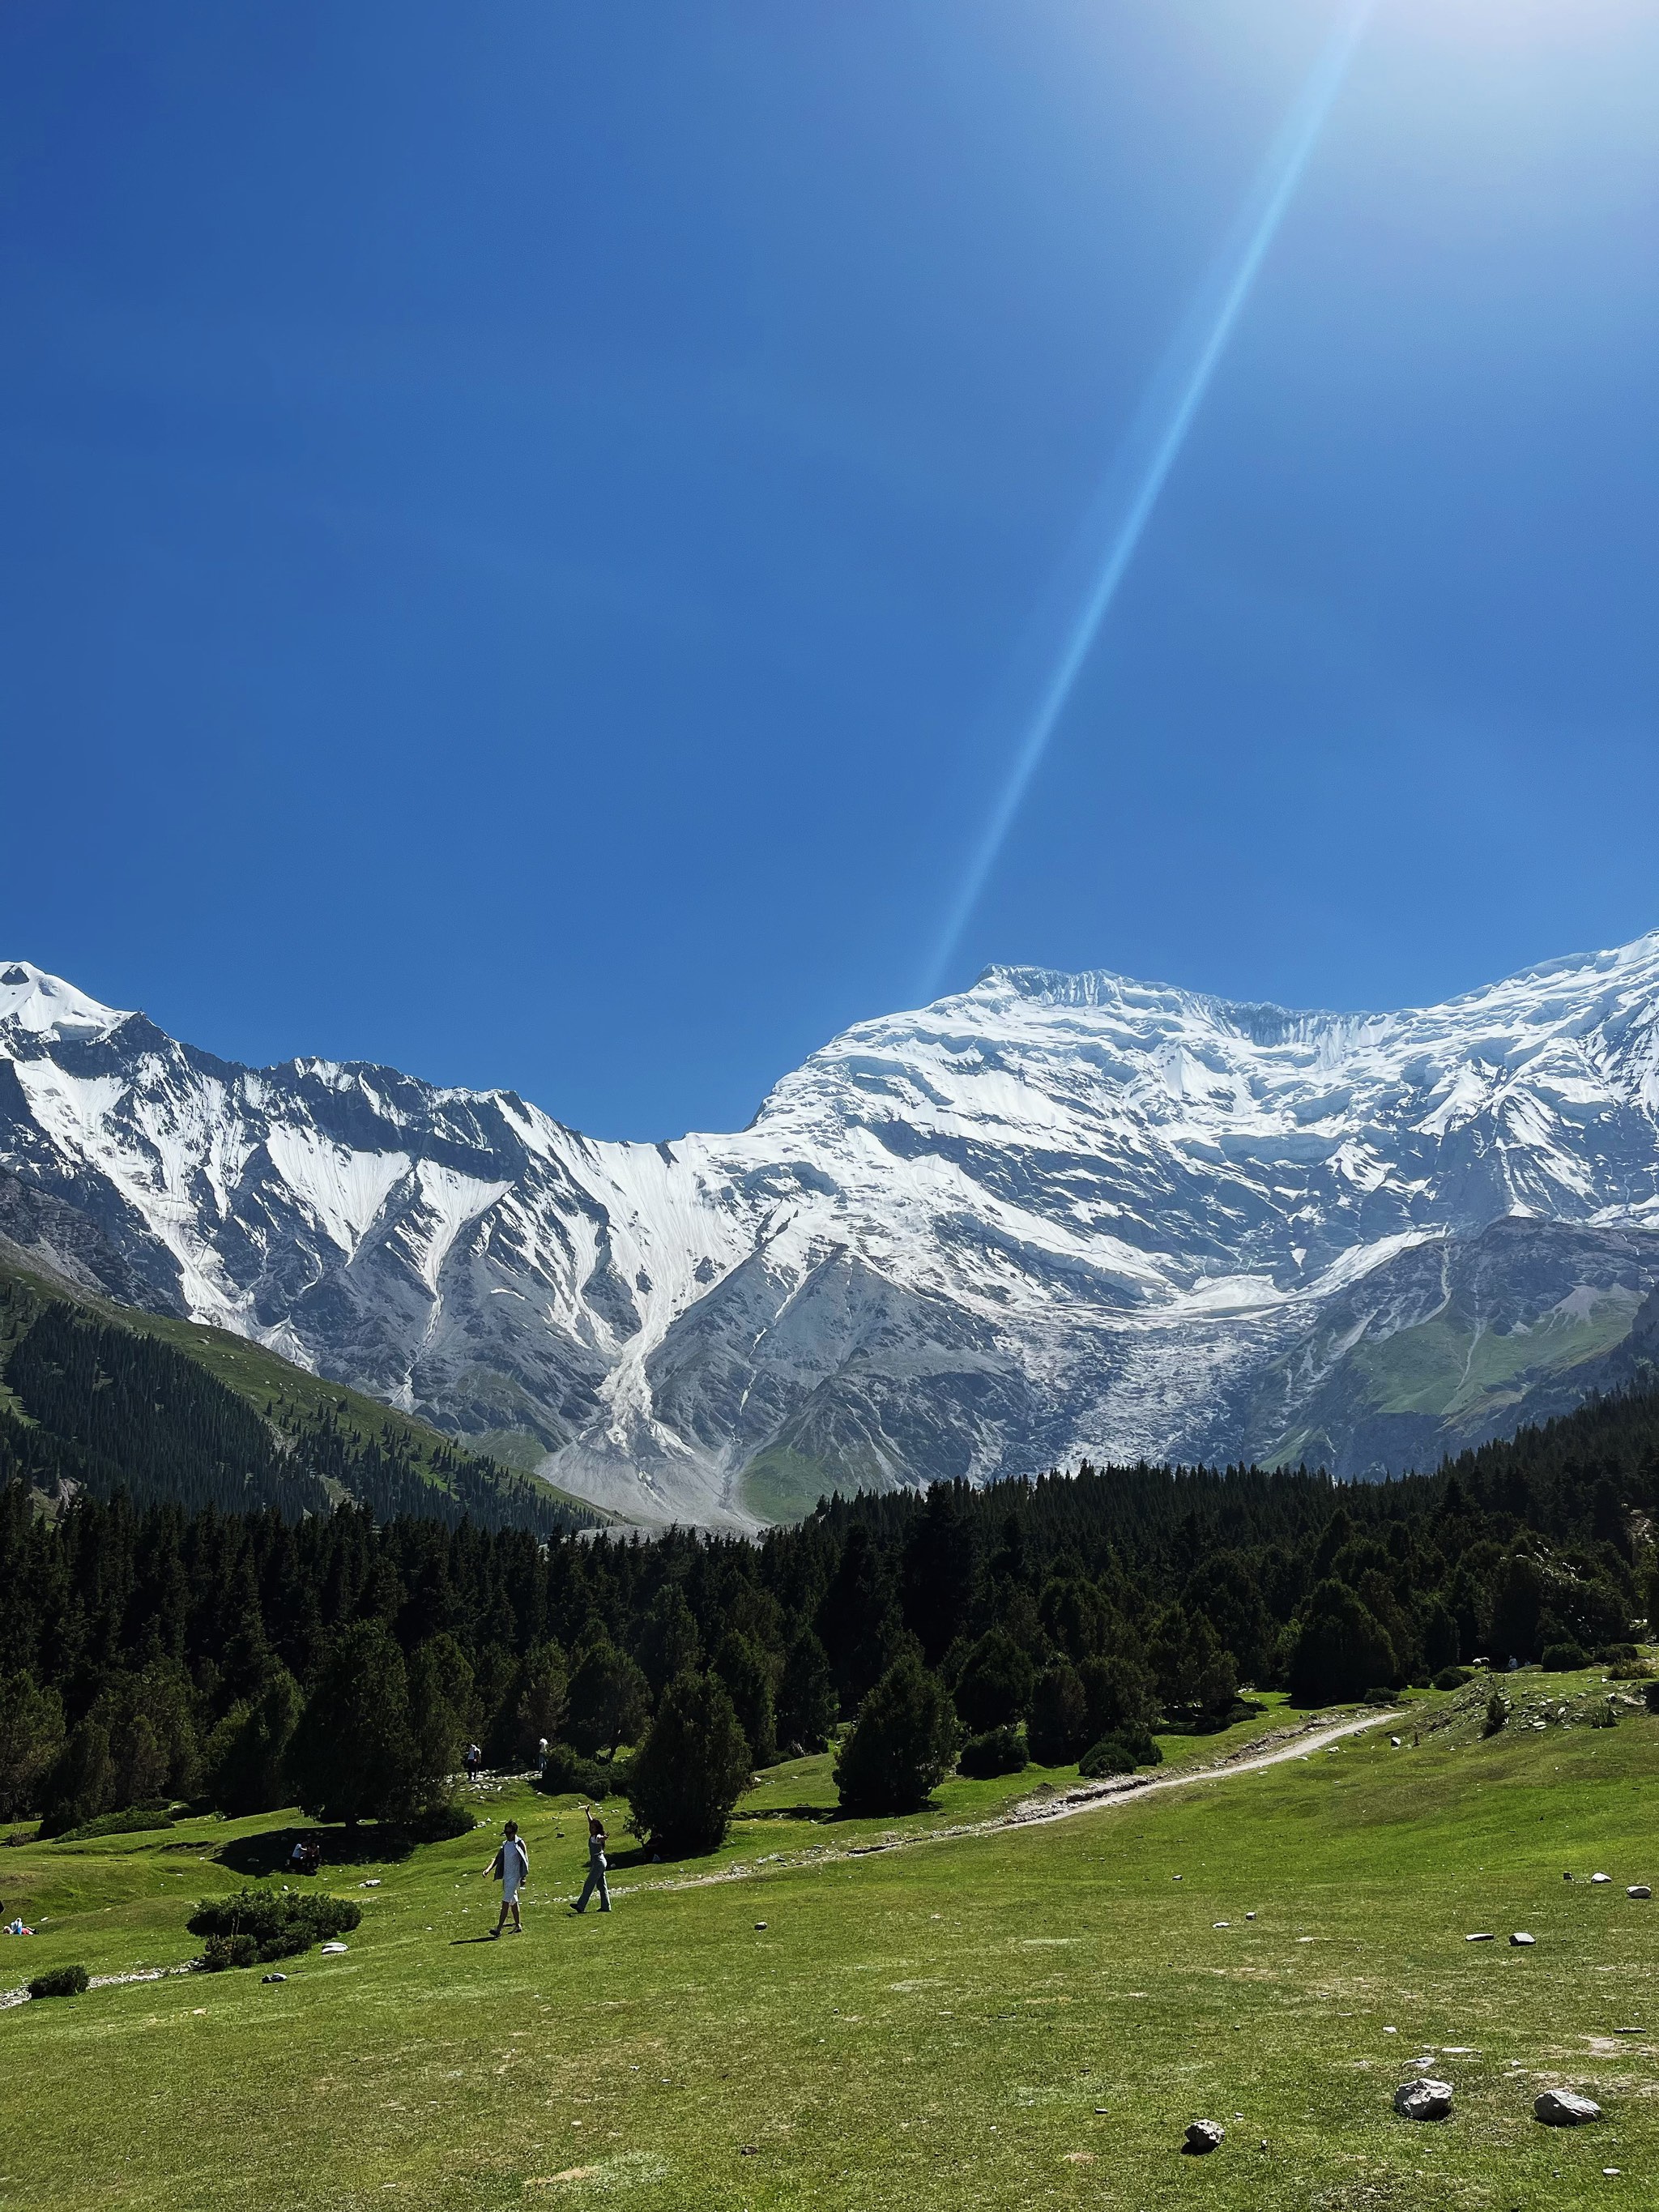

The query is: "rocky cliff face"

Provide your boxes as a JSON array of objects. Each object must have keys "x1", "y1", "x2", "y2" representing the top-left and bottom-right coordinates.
[{"x1": 4, "y1": 935, "x2": 1658, "y2": 1524}]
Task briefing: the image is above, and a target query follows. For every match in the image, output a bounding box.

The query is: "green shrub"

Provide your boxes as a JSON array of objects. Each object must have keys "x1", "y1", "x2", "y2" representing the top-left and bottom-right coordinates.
[
  {"x1": 1589, "y1": 1699, "x2": 1619, "y2": 1730},
  {"x1": 957, "y1": 1725, "x2": 1027, "y2": 1779},
  {"x1": 1431, "y1": 1666, "x2": 1471, "y2": 1691},
  {"x1": 1596, "y1": 1643, "x2": 1640, "y2": 1667},
  {"x1": 189, "y1": 1886, "x2": 361, "y2": 1966},
  {"x1": 200, "y1": 1932, "x2": 259, "y2": 1972},
  {"x1": 27, "y1": 1962, "x2": 89, "y2": 1999},
  {"x1": 1079, "y1": 1730, "x2": 1162, "y2": 1778},
  {"x1": 1078, "y1": 1736, "x2": 1136, "y2": 1777},
  {"x1": 1542, "y1": 1642, "x2": 1589, "y2": 1672},
  {"x1": 51, "y1": 1807, "x2": 174, "y2": 1844},
  {"x1": 1482, "y1": 1690, "x2": 1508, "y2": 1737},
  {"x1": 1607, "y1": 1659, "x2": 1653, "y2": 1681},
  {"x1": 403, "y1": 1800, "x2": 476, "y2": 1842},
  {"x1": 534, "y1": 1744, "x2": 624, "y2": 1801}
]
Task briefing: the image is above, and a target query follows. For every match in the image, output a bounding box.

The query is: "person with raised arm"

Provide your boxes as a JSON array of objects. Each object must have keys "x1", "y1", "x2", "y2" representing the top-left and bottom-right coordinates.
[{"x1": 572, "y1": 1804, "x2": 611, "y2": 1915}]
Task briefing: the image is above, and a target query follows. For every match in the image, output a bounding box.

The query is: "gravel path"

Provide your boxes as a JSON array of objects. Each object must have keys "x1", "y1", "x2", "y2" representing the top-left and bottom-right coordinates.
[{"x1": 610, "y1": 1706, "x2": 1398, "y2": 1902}]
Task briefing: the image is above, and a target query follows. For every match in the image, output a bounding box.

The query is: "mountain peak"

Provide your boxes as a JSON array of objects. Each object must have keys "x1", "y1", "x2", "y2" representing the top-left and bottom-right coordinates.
[{"x1": 0, "y1": 962, "x2": 130, "y2": 1044}]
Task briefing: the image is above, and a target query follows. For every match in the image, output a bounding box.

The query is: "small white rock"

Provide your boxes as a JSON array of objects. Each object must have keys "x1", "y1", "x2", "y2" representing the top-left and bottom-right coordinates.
[
  {"x1": 1466, "y1": 1932, "x2": 1495, "y2": 1942},
  {"x1": 1510, "y1": 1932, "x2": 1537, "y2": 1946},
  {"x1": 1592, "y1": 1873, "x2": 1612, "y2": 1885},
  {"x1": 1182, "y1": 2120, "x2": 1224, "y2": 2154},
  {"x1": 320, "y1": 1941, "x2": 348, "y2": 1956},
  {"x1": 1627, "y1": 1885, "x2": 1651, "y2": 1900}
]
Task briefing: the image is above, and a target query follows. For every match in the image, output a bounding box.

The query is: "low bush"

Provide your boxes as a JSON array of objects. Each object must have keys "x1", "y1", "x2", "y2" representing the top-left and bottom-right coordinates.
[
  {"x1": 1431, "y1": 1666, "x2": 1471, "y2": 1691},
  {"x1": 189, "y1": 1886, "x2": 361, "y2": 1966},
  {"x1": 200, "y1": 1933, "x2": 259, "y2": 1971},
  {"x1": 403, "y1": 1800, "x2": 476, "y2": 1843},
  {"x1": 1078, "y1": 1730, "x2": 1163, "y2": 1778},
  {"x1": 535, "y1": 1744, "x2": 627, "y2": 1801},
  {"x1": 28, "y1": 1963, "x2": 89, "y2": 2000},
  {"x1": 50, "y1": 1808, "x2": 174, "y2": 1844},
  {"x1": 1589, "y1": 1699, "x2": 1619, "y2": 1730},
  {"x1": 1607, "y1": 1659, "x2": 1653, "y2": 1681},
  {"x1": 1542, "y1": 1643, "x2": 1590, "y2": 1672},
  {"x1": 1482, "y1": 1691, "x2": 1508, "y2": 1737},
  {"x1": 1596, "y1": 1643, "x2": 1640, "y2": 1667},
  {"x1": 957, "y1": 1726, "x2": 1027, "y2": 1779},
  {"x1": 1363, "y1": 1686, "x2": 1394, "y2": 1706}
]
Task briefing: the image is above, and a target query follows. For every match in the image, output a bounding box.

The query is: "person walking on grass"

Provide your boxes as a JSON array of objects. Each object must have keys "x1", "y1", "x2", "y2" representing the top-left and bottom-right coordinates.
[
  {"x1": 486, "y1": 1818, "x2": 529, "y2": 1936},
  {"x1": 573, "y1": 1804, "x2": 610, "y2": 1915}
]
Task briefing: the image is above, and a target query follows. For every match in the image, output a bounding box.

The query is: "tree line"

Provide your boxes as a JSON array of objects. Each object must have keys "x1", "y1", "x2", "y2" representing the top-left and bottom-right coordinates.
[{"x1": 2, "y1": 1369, "x2": 1656, "y2": 1855}]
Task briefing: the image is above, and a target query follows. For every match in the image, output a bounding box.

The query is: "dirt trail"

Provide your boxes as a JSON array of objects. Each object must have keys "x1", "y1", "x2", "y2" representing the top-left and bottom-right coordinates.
[
  {"x1": 1, "y1": 1710, "x2": 1397, "y2": 1993},
  {"x1": 614, "y1": 1706, "x2": 1399, "y2": 1902}
]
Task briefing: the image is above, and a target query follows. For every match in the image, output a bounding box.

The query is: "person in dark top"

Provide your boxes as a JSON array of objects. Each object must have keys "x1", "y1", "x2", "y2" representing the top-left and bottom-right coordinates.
[{"x1": 572, "y1": 1804, "x2": 611, "y2": 1914}]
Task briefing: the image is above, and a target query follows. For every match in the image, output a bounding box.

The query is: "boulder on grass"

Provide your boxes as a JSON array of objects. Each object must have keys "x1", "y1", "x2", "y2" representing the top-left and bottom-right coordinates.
[
  {"x1": 1535, "y1": 2090, "x2": 1601, "y2": 2126},
  {"x1": 1510, "y1": 1932, "x2": 1536, "y2": 1946},
  {"x1": 1182, "y1": 2120, "x2": 1225, "y2": 2154},
  {"x1": 1627, "y1": 1885, "x2": 1651, "y2": 1900},
  {"x1": 1394, "y1": 2078, "x2": 1453, "y2": 2121}
]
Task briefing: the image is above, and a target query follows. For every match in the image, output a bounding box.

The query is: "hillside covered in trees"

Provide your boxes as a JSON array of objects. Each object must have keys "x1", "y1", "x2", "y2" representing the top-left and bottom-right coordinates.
[
  {"x1": 3, "y1": 1360, "x2": 1657, "y2": 1846},
  {"x1": 0, "y1": 1255, "x2": 602, "y2": 1535}
]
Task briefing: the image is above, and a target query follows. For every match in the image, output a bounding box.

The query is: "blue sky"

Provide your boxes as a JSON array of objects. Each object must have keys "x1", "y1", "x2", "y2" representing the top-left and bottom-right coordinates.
[{"x1": 3, "y1": 0, "x2": 1656, "y2": 1138}]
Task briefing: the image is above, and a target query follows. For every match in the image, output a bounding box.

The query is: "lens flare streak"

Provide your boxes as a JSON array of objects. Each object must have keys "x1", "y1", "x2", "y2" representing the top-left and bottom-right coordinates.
[{"x1": 927, "y1": 0, "x2": 1376, "y2": 993}]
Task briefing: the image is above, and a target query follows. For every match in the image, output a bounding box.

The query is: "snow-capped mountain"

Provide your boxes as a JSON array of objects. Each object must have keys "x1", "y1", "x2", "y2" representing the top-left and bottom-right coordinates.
[{"x1": 4, "y1": 935, "x2": 1659, "y2": 1525}]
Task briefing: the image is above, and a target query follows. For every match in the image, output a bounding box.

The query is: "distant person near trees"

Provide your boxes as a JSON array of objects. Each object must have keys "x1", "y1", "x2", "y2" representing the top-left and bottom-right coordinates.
[
  {"x1": 573, "y1": 1804, "x2": 610, "y2": 1915},
  {"x1": 486, "y1": 1819, "x2": 529, "y2": 1936},
  {"x1": 464, "y1": 1742, "x2": 482, "y2": 1783}
]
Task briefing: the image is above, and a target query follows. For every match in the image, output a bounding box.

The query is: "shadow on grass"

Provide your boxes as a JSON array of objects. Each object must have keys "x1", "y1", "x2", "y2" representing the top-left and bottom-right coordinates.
[{"x1": 217, "y1": 1824, "x2": 419, "y2": 1877}]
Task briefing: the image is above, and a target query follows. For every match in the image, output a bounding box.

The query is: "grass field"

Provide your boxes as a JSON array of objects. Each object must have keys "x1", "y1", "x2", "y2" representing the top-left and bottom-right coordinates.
[{"x1": 3, "y1": 1679, "x2": 1657, "y2": 2210}]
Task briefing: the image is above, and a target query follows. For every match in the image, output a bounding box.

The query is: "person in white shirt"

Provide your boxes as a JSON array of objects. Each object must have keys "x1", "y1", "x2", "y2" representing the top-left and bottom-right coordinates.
[{"x1": 486, "y1": 1819, "x2": 529, "y2": 1936}]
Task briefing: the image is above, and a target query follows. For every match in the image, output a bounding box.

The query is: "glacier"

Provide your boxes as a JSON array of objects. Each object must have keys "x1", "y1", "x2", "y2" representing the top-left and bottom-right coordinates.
[{"x1": 3, "y1": 936, "x2": 1659, "y2": 1526}]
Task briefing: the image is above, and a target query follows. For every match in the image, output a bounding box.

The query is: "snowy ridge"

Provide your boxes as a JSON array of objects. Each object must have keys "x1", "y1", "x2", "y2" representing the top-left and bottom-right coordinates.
[{"x1": 3, "y1": 938, "x2": 1659, "y2": 1524}]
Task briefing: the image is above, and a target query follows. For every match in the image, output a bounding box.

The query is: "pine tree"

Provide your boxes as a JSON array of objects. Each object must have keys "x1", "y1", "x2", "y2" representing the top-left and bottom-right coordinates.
[
  {"x1": 775, "y1": 1630, "x2": 838, "y2": 1753},
  {"x1": 1286, "y1": 1581, "x2": 1397, "y2": 1708},
  {"x1": 626, "y1": 1669, "x2": 752, "y2": 1855},
  {"x1": 285, "y1": 1621, "x2": 424, "y2": 1823},
  {"x1": 638, "y1": 1585, "x2": 701, "y2": 1694},
  {"x1": 41, "y1": 1718, "x2": 116, "y2": 1835},
  {"x1": 713, "y1": 1630, "x2": 778, "y2": 1767},
  {"x1": 1078, "y1": 1652, "x2": 1158, "y2": 1745},
  {"x1": 834, "y1": 1655, "x2": 959, "y2": 1814},
  {"x1": 406, "y1": 1633, "x2": 475, "y2": 1787},
  {"x1": 0, "y1": 1672, "x2": 64, "y2": 1821},
  {"x1": 566, "y1": 1636, "x2": 650, "y2": 1757},
  {"x1": 953, "y1": 1627, "x2": 1034, "y2": 1735},
  {"x1": 1026, "y1": 1660, "x2": 1090, "y2": 1766},
  {"x1": 497, "y1": 1641, "x2": 568, "y2": 1766},
  {"x1": 203, "y1": 1669, "x2": 303, "y2": 1817}
]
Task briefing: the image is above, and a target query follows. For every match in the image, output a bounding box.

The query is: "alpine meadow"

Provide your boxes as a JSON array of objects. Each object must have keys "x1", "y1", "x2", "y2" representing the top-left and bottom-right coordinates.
[{"x1": 5, "y1": 2, "x2": 1659, "y2": 2206}]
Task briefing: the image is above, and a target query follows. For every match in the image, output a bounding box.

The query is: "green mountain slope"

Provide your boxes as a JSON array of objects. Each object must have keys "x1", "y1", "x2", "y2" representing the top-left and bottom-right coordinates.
[
  {"x1": 1247, "y1": 1218, "x2": 1659, "y2": 1478},
  {"x1": 0, "y1": 1249, "x2": 608, "y2": 1533}
]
